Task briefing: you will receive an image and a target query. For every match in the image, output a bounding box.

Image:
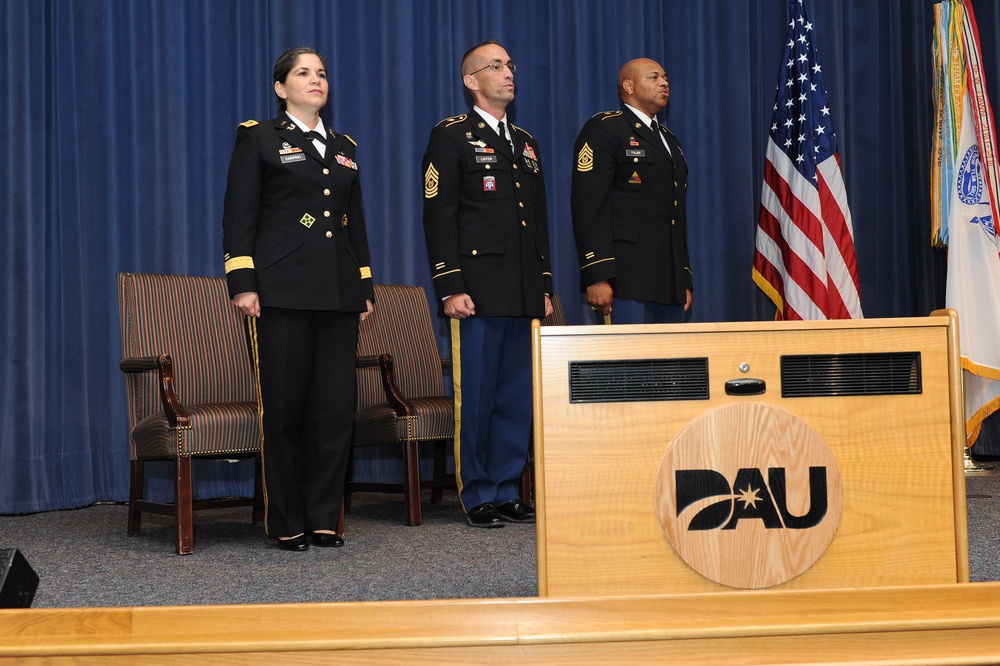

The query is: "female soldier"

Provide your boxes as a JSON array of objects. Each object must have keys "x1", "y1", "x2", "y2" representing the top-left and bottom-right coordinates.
[{"x1": 222, "y1": 46, "x2": 374, "y2": 551}]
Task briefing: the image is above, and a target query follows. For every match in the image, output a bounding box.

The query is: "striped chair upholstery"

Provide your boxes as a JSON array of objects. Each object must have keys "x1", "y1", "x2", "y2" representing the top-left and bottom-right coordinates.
[
  {"x1": 116, "y1": 272, "x2": 262, "y2": 555},
  {"x1": 350, "y1": 284, "x2": 455, "y2": 525}
]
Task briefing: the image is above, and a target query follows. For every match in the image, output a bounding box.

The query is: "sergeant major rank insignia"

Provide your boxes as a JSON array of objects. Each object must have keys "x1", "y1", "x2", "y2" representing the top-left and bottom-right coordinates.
[
  {"x1": 577, "y1": 142, "x2": 594, "y2": 172},
  {"x1": 424, "y1": 163, "x2": 439, "y2": 199}
]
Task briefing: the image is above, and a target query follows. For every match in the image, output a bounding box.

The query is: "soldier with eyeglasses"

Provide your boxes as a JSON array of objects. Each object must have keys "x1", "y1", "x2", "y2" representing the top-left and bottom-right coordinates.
[{"x1": 421, "y1": 40, "x2": 553, "y2": 528}]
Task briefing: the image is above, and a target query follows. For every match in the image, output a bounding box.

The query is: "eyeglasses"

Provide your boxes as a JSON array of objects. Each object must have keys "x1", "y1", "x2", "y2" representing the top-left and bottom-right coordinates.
[{"x1": 469, "y1": 59, "x2": 516, "y2": 76}]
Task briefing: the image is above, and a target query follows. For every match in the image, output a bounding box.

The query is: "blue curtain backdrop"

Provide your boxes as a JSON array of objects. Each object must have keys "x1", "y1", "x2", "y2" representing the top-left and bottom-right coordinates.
[{"x1": 2, "y1": 0, "x2": 996, "y2": 514}]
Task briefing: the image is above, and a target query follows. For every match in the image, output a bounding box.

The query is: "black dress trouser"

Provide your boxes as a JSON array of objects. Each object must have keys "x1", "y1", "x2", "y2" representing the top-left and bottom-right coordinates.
[{"x1": 251, "y1": 307, "x2": 358, "y2": 538}]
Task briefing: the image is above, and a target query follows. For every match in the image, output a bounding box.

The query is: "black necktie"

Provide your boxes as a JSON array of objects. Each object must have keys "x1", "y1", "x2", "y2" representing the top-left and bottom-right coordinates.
[
  {"x1": 303, "y1": 130, "x2": 327, "y2": 146},
  {"x1": 498, "y1": 121, "x2": 513, "y2": 152}
]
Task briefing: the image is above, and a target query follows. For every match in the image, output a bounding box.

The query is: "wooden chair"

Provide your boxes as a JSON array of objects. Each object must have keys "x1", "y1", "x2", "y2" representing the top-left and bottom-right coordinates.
[
  {"x1": 521, "y1": 293, "x2": 568, "y2": 504},
  {"x1": 348, "y1": 284, "x2": 455, "y2": 526},
  {"x1": 116, "y1": 272, "x2": 263, "y2": 555}
]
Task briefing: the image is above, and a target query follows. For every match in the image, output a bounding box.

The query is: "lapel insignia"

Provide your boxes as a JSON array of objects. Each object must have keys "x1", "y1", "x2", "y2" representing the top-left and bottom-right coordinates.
[
  {"x1": 477, "y1": 121, "x2": 486, "y2": 129},
  {"x1": 424, "y1": 162, "x2": 439, "y2": 199},
  {"x1": 287, "y1": 123, "x2": 297, "y2": 131},
  {"x1": 577, "y1": 142, "x2": 594, "y2": 172},
  {"x1": 466, "y1": 131, "x2": 474, "y2": 139}
]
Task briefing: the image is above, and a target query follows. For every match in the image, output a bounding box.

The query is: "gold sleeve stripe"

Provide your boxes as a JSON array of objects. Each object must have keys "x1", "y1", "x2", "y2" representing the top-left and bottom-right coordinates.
[
  {"x1": 225, "y1": 256, "x2": 254, "y2": 273},
  {"x1": 432, "y1": 268, "x2": 461, "y2": 280},
  {"x1": 581, "y1": 257, "x2": 614, "y2": 271},
  {"x1": 359, "y1": 266, "x2": 372, "y2": 279}
]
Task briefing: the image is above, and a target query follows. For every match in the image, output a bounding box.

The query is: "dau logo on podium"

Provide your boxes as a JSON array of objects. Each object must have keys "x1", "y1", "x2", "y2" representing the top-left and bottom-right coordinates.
[{"x1": 655, "y1": 403, "x2": 844, "y2": 589}]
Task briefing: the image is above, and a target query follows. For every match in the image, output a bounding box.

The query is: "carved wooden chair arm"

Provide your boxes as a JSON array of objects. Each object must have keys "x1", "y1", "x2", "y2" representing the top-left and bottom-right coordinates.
[{"x1": 119, "y1": 353, "x2": 191, "y2": 428}]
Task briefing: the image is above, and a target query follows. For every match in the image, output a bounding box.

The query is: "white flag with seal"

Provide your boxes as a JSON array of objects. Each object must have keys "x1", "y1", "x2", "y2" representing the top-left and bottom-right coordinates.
[{"x1": 946, "y1": 90, "x2": 1000, "y2": 440}]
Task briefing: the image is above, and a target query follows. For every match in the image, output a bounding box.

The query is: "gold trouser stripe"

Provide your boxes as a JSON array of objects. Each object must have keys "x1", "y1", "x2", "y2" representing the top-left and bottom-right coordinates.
[
  {"x1": 246, "y1": 316, "x2": 270, "y2": 536},
  {"x1": 450, "y1": 318, "x2": 465, "y2": 511}
]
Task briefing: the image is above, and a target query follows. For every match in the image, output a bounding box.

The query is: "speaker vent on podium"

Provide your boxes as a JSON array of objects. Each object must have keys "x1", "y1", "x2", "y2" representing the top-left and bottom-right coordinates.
[
  {"x1": 569, "y1": 358, "x2": 710, "y2": 403},
  {"x1": 781, "y1": 351, "x2": 922, "y2": 398},
  {"x1": 0, "y1": 548, "x2": 39, "y2": 608}
]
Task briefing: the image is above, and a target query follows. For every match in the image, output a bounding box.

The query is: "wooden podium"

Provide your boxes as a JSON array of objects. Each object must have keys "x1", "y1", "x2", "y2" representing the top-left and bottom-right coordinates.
[{"x1": 531, "y1": 312, "x2": 969, "y2": 596}]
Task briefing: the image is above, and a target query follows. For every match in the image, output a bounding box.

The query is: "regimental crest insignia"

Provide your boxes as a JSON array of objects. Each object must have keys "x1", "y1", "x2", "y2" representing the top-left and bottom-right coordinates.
[
  {"x1": 577, "y1": 142, "x2": 594, "y2": 172},
  {"x1": 424, "y1": 162, "x2": 440, "y2": 199}
]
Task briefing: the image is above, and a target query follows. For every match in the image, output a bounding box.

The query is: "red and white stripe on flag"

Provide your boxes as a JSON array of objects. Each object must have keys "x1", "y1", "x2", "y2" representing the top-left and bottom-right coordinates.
[{"x1": 752, "y1": 0, "x2": 862, "y2": 320}]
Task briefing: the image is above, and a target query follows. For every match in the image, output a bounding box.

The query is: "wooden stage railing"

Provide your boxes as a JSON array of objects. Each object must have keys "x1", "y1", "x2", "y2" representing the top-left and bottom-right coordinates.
[{"x1": 3, "y1": 582, "x2": 1000, "y2": 664}]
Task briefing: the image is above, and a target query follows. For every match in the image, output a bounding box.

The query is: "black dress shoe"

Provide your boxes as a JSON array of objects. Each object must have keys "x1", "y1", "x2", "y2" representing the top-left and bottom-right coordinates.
[
  {"x1": 464, "y1": 502, "x2": 505, "y2": 528},
  {"x1": 497, "y1": 499, "x2": 535, "y2": 524},
  {"x1": 308, "y1": 531, "x2": 345, "y2": 547},
  {"x1": 276, "y1": 535, "x2": 309, "y2": 551}
]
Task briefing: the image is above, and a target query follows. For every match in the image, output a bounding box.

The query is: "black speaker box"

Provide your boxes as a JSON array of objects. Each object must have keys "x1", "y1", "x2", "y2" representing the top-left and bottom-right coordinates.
[{"x1": 0, "y1": 548, "x2": 39, "y2": 608}]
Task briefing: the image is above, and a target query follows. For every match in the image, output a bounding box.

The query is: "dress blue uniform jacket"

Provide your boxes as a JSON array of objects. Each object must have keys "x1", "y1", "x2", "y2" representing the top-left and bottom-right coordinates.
[
  {"x1": 422, "y1": 113, "x2": 553, "y2": 317},
  {"x1": 571, "y1": 105, "x2": 692, "y2": 305},
  {"x1": 222, "y1": 114, "x2": 374, "y2": 311}
]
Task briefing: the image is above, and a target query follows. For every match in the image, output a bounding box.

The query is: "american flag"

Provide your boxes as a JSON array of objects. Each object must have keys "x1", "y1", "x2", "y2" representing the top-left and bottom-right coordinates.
[{"x1": 753, "y1": 0, "x2": 862, "y2": 320}]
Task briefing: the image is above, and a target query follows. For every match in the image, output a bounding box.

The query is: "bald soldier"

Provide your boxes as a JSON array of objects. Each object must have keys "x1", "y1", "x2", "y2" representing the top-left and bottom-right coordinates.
[
  {"x1": 571, "y1": 58, "x2": 693, "y2": 324},
  {"x1": 421, "y1": 41, "x2": 553, "y2": 528}
]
